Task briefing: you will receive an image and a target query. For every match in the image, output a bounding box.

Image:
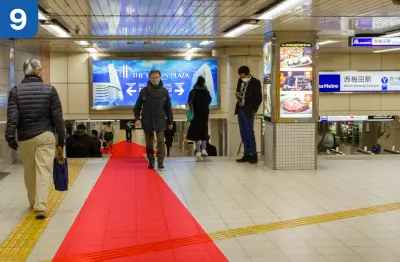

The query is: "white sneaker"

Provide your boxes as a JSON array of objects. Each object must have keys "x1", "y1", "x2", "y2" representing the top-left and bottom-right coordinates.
[
  {"x1": 195, "y1": 151, "x2": 202, "y2": 158},
  {"x1": 201, "y1": 149, "x2": 208, "y2": 157}
]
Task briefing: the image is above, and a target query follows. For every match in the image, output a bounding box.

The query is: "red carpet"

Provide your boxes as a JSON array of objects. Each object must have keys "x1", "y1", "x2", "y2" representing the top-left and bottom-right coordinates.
[{"x1": 52, "y1": 142, "x2": 227, "y2": 261}]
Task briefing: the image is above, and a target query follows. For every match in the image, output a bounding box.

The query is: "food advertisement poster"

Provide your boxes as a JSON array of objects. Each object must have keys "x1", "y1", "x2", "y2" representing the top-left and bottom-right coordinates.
[
  {"x1": 263, "y1": 41, "x2": 272, "y2": 121},
  {"x1": 279, "y1": 42, "x2": 313, "y2": 119}
]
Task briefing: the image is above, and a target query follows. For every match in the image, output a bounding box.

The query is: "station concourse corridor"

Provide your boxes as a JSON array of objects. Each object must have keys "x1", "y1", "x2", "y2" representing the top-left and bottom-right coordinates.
[{"x1": 0, "y1": 133, "x2": 399, "y2": 262}]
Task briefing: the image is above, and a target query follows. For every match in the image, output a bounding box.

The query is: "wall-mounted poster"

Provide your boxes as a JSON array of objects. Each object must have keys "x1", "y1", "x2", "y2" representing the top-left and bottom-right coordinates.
[
  {"x1": 279, "y1": 42, "x2": 313, "y2": 119},
  {"x1": 91, "y1": 59, "x2": 219, "y2": 109}
]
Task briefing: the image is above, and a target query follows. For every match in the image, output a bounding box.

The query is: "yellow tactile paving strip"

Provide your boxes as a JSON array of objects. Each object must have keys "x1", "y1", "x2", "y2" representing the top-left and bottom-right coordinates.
[
  {"x1": 0, "y1": 159, "x2": 86, "y2": 262},
  {"x1": 209, "y1": 202, "x2": 400, "y2": 240},
  {"x1": 47, "y1": 202, "x2": 400, "y2": 261}
]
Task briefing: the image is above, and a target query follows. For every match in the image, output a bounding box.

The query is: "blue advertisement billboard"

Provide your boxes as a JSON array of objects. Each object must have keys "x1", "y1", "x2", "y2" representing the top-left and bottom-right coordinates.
[{"x1": 91, "y1": 59, "x2": 218, "y2": 109}]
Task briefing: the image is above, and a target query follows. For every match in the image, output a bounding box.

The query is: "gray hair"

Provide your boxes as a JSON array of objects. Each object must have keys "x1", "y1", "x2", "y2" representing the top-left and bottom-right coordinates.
[{"x1": 23, "y1": 58, "x2": 42, "y2": 76}]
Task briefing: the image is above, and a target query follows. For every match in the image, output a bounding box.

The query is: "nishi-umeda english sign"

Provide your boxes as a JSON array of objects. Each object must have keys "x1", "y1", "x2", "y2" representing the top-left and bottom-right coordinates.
[{"x1": 319, "y1": 71, "x2": 400, "y2": 93}]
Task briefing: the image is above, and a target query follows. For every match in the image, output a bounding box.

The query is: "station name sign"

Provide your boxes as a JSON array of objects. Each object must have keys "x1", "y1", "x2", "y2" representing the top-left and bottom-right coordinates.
[
  {"x1": 319, "y1": 115, "x2": 394, "y2": 122},
  {"x1": 350, "y1": 37, "x2": 400, "y2": 47},
  {"x1": 319, "y1": 71, "x2": 400, "y2": 93}
]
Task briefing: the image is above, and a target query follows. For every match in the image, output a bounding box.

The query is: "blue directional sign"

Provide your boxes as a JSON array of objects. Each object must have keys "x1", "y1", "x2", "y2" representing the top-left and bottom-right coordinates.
[
  {"x1": 0, "y1": 0, "x2": 38, "y2": 38},
  {"x1": 350, "y1": 37, "x2": 400, "y2": 47}
]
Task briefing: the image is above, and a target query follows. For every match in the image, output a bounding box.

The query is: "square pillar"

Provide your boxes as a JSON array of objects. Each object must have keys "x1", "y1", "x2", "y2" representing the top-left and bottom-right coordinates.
[{"x1": 263, "y1": 31, "x2": 318, "y2": 170}]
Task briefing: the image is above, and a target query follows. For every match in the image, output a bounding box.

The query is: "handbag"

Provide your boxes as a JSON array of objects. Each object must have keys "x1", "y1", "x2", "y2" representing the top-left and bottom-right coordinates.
[
  {"x1": 53, "y1": 146, "x2": 69, "y2": 191},
  {"x1": 185, "y1": 90, "x2": 195, "y2": 122}
]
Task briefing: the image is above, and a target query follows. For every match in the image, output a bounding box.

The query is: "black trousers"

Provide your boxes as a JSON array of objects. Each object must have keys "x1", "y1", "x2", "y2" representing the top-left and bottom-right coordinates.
[{"x1": 126, "y1": 129, "x2": 132, "y2": 142}]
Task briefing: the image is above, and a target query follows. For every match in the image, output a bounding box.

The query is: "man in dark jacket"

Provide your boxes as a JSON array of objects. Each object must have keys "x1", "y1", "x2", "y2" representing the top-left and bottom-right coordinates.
[
  {"x1": 235, "y1": 66, "x2": 262, "y2": 164},
  {"x1": 66, "y1": 124, "x2": 96, "y2": 158},
  {"x1": 6, "y1": 58, "x2": 65, "y2": 219},
  {"x1": 134, "y1": 70, "x2": 173, "y2": 170}
]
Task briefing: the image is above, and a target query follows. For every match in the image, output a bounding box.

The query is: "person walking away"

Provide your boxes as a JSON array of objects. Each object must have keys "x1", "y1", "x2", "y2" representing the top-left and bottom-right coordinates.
[
  {"x1": 5, "y1": 58, "x2": 65, "y2": 219},
  {"x1": 66, "y1": 124, "x2": 96, "y2": 158},
  {"x1": 125, "y1": 124, "x2": 133, "y2": 142},
  {"x1": 186, "y1": 76, "x2": 212, "y2": 158},
  {"x1": 102, "y1": 122, "x2": 114, "y2": 153},
  {"x1": 165, "y1": 121, "x2": 176, "y2": 157},
  {"x1": 235, "y1": 66, "x2": 262, "y2": 164},
  {"x1": 91, "y1": 130, "x2": 102, "y2": 157},
  {"x1": 134, "y1": 70, "x2": 173, "y2": 170}
]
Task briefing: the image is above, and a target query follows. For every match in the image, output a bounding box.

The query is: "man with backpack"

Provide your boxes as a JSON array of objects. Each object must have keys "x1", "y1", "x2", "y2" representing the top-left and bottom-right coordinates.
[
  {"x1": 66, "y1": 124, "x2": 96, "y2": 158},
  {"x1": 134, "y1": 70, "x2": 173, "y2": 170}
]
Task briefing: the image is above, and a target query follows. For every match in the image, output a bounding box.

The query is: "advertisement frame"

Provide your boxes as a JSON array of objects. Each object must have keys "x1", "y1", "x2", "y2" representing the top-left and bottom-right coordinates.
[
  {"x1": 319, "y1": 70, "x2": 400, "y2": 94},
  {"x1": 276, "y1": 41, "x2": 315, "y2": 123},
  {"x1": 89, "y1": 56, "x2": 221, "y2": 111}
]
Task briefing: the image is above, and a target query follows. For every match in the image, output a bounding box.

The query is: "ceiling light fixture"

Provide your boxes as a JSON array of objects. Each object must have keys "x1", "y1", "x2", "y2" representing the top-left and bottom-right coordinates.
[
  {"x1": 199, "y1": 41, "x2": 214, "y2": 46},
  {"x1": 256, "y1": 0, "x2": 309, "y2": 20},
  {"x1": 75, "y1": 41, "x2": 90, "y2": 46},
  {"x1": 38, "y1": 10, "x2": 49, "y2": 21},
  {"x1": 223, "y1": 20, "x2": 260, "y2": 37},
  {"x1": 373, "y1": 47, "x2": 400, "y2": 53},
  {"x1": 318, "y1": 40, "x2": 340, "y2": 46},
  {"x1": 40, "y1": 22, "x2": 70, "y2": 38},
  {"x1": 186, "y1": 48, "x2": 201, "y2": 53},
  {"x1": 85, "y1": 47, "x2": 98, "y2": 53},
  {"x1": 381, "y1": 30, "x2": 400, "y2": 37}
]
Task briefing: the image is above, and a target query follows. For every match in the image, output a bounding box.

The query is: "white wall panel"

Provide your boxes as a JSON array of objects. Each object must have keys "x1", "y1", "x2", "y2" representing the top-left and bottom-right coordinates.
[
  {"x1": 67, "y1": 84, "x2": 89, "y2": 114},
  {"x1": 318, "y1": 54, "x2": 350, "y2": 71},
  {"x1": 53, "y1": 84, "x2": 68, "y2": 114},
  {"x1": 350, "y1": 54, "x2": 381, "y2": 70},
  {"x1": 50, "y1": 52, "x2": 68, "y2": 83},
  {"x1": 67, "y1": 53, "x2": 89, "y2": 83}
]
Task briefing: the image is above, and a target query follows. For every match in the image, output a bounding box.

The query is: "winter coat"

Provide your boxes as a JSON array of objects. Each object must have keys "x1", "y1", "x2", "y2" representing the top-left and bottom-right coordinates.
[
  {"x1": 186, "y1": 84, "x2": 211, "y2": 141},
  {"x1": 66, "y1": 129, "x2": 96, "y2": 158},
  {"x1": 134, "y1": 80, "x2": 173, "y2": 133},
  {"x1": 5, "y1": 76, "x2": 65, "y2": 145}
]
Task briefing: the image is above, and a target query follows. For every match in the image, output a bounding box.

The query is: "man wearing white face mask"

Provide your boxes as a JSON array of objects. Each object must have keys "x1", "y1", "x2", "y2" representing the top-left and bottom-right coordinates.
[
  {"x1": 235, "y1": 66, "x2": 262, "y2": 164},
  {"x1": 134, "y1": 70, "x2": 173, "y2": 170}
]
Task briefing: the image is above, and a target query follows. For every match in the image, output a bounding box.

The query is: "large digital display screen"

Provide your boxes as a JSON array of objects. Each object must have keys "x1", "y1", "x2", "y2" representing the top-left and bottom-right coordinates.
[
  {"x1": 279, "y1": 42, "x2": 313, "y2": 119},
  {"x1": 91, "y1": 59, "x2": 218, "y2": 109}
]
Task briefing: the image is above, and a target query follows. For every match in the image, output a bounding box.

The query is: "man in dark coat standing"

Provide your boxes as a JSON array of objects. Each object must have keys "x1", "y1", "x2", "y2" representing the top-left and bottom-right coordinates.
[
  {"x1": 134, "y1": 70, "x2": 173, "y2": 170},
  {"x1": 235, "y1": 66, "x2": 262, "y2": 164}
]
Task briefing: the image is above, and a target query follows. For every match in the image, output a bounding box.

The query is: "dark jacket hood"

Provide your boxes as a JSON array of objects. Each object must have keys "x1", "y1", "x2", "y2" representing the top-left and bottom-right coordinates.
[{"x1": 73, "y1": 129, "x2": 87, "y2": 136}]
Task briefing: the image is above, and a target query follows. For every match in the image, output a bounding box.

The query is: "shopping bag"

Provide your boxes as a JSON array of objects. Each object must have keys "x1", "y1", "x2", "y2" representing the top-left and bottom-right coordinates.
[
  {"x1": 185, "y1": 104, "x2": 193, "y2": 122},
  {"x1": 53, "y1": 146, "x2": 69, "y2": 191}
]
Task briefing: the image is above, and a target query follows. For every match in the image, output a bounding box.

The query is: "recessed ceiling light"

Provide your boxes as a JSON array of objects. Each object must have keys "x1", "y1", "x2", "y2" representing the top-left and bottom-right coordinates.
[
  {"x1": 381, "y1": 30, "x2": 400, "y2": 37},
  {"x1": 373, "y1": 47, "x2": 400, "y2": 53},
  {"x1": 318, "y1": 40, "x2": 340, "y2": 46},
  {"x1": 85, "y1": 47, "x2": 98, "y2": 53},
  {"x1": 40, "y1": 24, "x2": 70, "y2": 38},
  {"x1": 257, "y1": 0, "x2": 310, "y2": 20},
  {"x1": 224, "y1": 24, "x2": 260, "y2": 37},
  {"x1": 186, "y1": 48, "x2": 201, "y2": 53},
  {"x1": 199, "y1": 41, "x2": 214, "y2": 46},
  {"x1": 38, "y1": 10, "x2": 49, "y2": 21},
  {"x1": 75, "y1": 41, "x2": 90, "y2": 46}
]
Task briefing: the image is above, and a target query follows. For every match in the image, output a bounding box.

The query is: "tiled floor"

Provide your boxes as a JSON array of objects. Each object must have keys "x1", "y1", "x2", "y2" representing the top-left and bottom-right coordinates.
[{"x1": 0, "y1": 142, "x2": 400, "y2": 261}]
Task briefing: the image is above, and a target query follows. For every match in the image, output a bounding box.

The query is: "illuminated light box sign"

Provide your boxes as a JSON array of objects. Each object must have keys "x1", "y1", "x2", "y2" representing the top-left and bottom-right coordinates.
[
  {"x1": 350, "y1": 37, "x2": 400, "y2": 47},
  {"x1": 91, "y1": 59, "x2": 218, "y2": 109},
  {"x1": 279, "y1": 42, "x2": 313, "y2": 119},
  {"x1": 319, "y1": 71, "x2": 400, "y2": 92},
  {"x1": 320, "y1": 115, "x2": 394, "y2": 122}
]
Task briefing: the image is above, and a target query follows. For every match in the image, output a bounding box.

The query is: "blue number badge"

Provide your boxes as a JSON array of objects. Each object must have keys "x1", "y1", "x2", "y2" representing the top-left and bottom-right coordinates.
[{"x1": 0, "y1": 0, "x2": 38, "y2": 38}]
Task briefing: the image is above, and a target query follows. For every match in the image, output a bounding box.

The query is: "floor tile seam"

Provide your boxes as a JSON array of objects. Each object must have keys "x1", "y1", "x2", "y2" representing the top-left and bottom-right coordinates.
[{"x1": 52, "y1": 202, "x2": 400, "y2": 261}]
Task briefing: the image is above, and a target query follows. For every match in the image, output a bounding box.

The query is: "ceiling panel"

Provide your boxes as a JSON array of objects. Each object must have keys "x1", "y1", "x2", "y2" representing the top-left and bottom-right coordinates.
[{"x1": 33, "y1": 0, "x2": 400, "y2": 52}]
